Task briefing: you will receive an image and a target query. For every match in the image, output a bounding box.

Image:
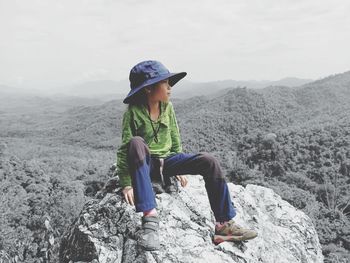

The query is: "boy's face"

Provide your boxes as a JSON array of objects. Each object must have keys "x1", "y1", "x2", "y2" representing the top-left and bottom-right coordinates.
[{"x1": 147, "y1": 78, "x2": 171, "y2": 102}]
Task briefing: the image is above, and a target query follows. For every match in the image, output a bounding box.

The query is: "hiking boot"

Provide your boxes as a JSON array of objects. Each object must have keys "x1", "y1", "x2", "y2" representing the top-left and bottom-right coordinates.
[
  {"x1": 214, "y1": 219, "x2": 258, "y2": 245},
  {"x1": 138, "y1": 215, "x2": 160, "y2": 251}
]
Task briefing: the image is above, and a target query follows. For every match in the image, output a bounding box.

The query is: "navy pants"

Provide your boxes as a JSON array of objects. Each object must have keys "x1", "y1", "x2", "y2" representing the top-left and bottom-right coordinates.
[{"x1": 127, "y1": 136, "x2": 236, "y2": 222}]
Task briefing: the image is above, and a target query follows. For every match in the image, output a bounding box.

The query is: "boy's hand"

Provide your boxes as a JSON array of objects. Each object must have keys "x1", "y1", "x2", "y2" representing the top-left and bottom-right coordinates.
[
  {"x1": 122, "y1": 186, "x2": 134, "y2": 206},
  {"x1": 175, "y1": 175, "x2": 188, "y2": 187}
]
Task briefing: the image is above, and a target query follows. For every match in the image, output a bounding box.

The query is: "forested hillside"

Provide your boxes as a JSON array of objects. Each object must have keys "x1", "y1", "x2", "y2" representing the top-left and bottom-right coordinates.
[{"x1": 0, "y1": 71, "x2": 349, "y2": 262}]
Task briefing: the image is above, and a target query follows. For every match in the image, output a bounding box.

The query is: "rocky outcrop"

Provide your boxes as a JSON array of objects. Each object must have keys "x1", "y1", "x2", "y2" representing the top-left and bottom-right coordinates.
[{"x1": 59, "y1": 175, "x2": 324, "y2": 263}]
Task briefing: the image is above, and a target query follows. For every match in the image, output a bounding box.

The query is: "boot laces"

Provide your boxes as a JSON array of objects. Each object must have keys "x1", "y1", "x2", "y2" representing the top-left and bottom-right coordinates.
[{"x1": 227, "y1": 220, "x2": 242, "y2": 230}]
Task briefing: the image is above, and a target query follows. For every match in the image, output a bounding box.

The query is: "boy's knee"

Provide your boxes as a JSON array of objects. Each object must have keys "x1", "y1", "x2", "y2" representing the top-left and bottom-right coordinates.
[
  {"x1": 198, "y1": 152, "x2": 224, "y2": 179},
  {"x1": 127, "y1": 136, "x2": 150, "y2": 165},
  {"x1": 128, "y1": 136, "x2": 148, "y2": 152},
  {"x1": 199, "y1": 152, "x2": 218, "y2": 165}
]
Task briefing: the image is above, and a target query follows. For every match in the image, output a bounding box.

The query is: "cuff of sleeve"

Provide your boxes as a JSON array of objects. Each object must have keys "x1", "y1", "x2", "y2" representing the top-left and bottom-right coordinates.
[{"x1": 120, "y1": 175, "x2": 132, "y2": 189}]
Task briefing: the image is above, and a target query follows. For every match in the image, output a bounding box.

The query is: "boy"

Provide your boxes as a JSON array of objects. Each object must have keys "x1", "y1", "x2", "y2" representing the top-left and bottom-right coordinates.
[{"x1": 116, "y1": 60, "x2": 257, "y2": 251}]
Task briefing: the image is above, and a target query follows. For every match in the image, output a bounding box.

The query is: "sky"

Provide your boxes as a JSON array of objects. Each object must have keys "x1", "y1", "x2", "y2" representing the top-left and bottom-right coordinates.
[{"x1": 1, "y1": 0, "x2": 350, "y2": 90}]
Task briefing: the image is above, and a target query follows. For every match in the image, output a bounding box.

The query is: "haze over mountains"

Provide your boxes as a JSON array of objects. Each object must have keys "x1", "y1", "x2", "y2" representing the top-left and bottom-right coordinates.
[{"x1": 0, "y1": 76, "x2": 313, "y2": 101}]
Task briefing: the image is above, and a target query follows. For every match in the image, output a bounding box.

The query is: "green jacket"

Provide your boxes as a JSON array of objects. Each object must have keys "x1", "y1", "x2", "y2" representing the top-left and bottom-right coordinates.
[{"x1": 116, "y1": 101, "x2": 183, "y2": 188}]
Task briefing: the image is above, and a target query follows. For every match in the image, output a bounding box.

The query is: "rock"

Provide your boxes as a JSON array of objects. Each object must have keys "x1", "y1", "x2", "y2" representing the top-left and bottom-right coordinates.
[{"x1": 59, "y1": 175, "x2": 324, "y2": 263}]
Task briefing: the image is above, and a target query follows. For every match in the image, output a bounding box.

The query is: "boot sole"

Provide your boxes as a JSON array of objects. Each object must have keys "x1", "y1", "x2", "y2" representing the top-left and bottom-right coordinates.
[
  {"x1": 213, "y1": 233, "x2": 257, "y2": 245},
  {"x1": 139, "y1": 244, "x2": 160, "y2": 251},
  {"x1": 143, "y1": 246, "x2": 160, "y2": 251}
]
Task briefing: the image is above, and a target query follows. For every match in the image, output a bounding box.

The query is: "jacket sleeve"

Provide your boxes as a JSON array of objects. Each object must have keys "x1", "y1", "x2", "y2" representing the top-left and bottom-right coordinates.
[
  {"x1": 169, "y1": 102, "x2": 183, "y2": 154},
  {"x1": 116, "y1": 109, "x2": 135, "y2": 188}
]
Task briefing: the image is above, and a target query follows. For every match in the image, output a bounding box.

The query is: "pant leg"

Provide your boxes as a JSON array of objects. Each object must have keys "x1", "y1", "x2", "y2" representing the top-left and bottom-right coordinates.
[
  {"x1": 127, "y1": 136, "x2": 157, "y2": 212},
  {"x1": 163, "y1": 152, "x2": 236, "y2": 222}
]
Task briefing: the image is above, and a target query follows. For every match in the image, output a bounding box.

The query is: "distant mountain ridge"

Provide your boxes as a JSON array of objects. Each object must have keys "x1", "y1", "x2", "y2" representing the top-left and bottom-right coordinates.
[
  {"x1": 45, "y1": 77, "x2": 313, "y2": 100},
  {"x1": 164, "y1": 77, "x2": 312, "y2": 99},
  {"x1": 298, "y1": 70, "x2": 350, "y2": 88},
  {"x1": 259, "y1": 70, "x2": 350, "y2": 112},
  {"x1": 0, "y1": 76, "x2": 313, "y2": 101}
]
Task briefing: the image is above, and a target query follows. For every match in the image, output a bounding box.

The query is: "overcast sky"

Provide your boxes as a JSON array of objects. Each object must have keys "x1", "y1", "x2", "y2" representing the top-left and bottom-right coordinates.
[{"x1": 1, "y1": 0, "x2": 350, "y2": 90}]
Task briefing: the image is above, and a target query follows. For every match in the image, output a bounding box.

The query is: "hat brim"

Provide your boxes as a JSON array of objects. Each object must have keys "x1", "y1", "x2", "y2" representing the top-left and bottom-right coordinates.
[{"x1": 123, "y1": 71, "x2": 187, "y2": 104}]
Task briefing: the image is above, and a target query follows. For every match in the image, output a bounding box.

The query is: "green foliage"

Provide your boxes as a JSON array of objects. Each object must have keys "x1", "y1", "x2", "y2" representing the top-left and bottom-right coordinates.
[{"x1": 234, "y1": 122, "x2": 350, "y2": 261}]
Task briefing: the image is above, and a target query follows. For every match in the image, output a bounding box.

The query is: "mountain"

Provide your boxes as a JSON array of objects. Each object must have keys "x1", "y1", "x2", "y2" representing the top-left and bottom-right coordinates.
[
  {"x1": 170, "y1": 71, "x2": 349, "y2": 154},
  {"x1": 20, "y1": 71, "x2": 347, "y2": 153}
]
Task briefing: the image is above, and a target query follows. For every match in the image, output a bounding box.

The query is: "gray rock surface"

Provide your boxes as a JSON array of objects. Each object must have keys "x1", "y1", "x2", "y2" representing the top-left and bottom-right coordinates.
[{"x1": 59, "y1": 175, "x2": 324, "y2": 263}]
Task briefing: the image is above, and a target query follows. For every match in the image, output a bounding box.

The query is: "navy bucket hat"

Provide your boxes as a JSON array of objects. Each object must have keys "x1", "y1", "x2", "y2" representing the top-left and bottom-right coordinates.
[{"x1": 123, "y1": 60, "x2": 187, "y2": 104}]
